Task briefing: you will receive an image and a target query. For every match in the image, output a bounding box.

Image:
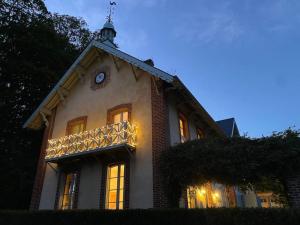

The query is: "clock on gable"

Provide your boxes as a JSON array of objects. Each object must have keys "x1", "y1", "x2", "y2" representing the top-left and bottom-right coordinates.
[
  {"x1": 91, "y1": 66, "x2": 110, "y2": 90},
  {"x1": 95, "y1": 72, "x2": 106, "y2": 84}
]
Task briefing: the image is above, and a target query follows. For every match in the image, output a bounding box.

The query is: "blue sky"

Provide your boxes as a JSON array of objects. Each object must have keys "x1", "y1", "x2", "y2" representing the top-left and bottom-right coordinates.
[{"x1": 44, "y1": 0, "x2": 300, "y2": 137}]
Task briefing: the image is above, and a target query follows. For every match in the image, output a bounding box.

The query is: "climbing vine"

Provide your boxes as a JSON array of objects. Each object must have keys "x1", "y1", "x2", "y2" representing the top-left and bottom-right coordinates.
[{"x1": 160, "y1": 129, "x2": 300, "y2": 207}]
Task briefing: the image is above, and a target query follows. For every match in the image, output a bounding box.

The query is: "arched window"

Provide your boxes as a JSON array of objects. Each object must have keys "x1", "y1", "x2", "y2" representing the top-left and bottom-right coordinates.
[
  {"x1": 197, "y1": 128, "x2": 205, "y2": 139},
  {"x1": 66, "y1": 116, "x2": 87, "y2": 135},
  {"x1": 179, "y1": 113, "x2": 189, "y2": 143},
  {"x1": 107, "y1": 104, "x2": 132, "y2": 124}
]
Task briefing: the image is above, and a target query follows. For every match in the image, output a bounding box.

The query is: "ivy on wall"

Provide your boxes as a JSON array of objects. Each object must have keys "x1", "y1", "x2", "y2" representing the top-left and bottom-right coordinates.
[{"x1": 160, "y1": 129, "x2": 300, "y2": 207}]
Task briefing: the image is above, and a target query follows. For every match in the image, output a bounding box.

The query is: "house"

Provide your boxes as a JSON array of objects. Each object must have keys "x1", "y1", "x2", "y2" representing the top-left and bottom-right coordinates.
[{"x1": 24, "y1": 15, "x2": 276, "y2": 210}]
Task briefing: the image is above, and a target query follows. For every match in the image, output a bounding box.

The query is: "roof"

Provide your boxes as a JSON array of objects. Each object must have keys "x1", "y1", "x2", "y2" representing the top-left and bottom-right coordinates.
[
  {"x1": 216, "y1": 118, "x2": 240, "y2": 137},
  {"x1": 102, "y1": 21, "x2": 115, "y2": 30},
  {"x1": 23, "y1": 40, "x2": 226, "y2": 137}
]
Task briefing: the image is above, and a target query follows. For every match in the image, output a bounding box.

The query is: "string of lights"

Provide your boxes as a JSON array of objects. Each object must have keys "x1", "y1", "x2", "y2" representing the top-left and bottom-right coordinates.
[{"x1": 45, "y1": 121, "x2": 137, "y2": 160}]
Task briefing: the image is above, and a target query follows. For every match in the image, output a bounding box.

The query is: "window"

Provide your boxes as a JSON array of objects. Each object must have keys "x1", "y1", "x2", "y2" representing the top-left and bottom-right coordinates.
[
  {"x1": 113, "y1": 111, "x2": 128, "y2": 123},
  {"x1": 197, "y1": 129, "x2": 205, "y2": 139},
  {"x1": 66, "y1": 116, "x2": 87, "y2": 135},
  {"x1": 186, "y1": 183, "x2": 236, "y2": 209},
  {"x1": 107, "y1": 104, "x2": 131, "y2": 124},
  {"x1": 105, "y1": 164, "x2": 125, "y2": 210},
  {"x1": 179, "y1": 113, "x2": 189, "y2": 143},
  {"x1": 256, "y1": 192, "x2": 283, "y2": 208},
  {"x1": 59, "y1": 172, "x2": 78, "y2": 210},
  {"x1": 187, "y1": 186, "x2": 208, "y2": 209}
]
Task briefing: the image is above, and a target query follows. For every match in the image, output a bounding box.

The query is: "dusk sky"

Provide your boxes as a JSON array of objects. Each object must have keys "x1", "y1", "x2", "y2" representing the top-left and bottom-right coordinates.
[{"x1": 44, "y1": 0, "x2": 300, "y2": 137}]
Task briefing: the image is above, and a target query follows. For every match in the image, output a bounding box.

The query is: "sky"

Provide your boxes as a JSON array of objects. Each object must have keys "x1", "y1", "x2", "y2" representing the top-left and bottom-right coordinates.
[{"x1": 44, "y1": 0, "x2": 300, "y2": 137}]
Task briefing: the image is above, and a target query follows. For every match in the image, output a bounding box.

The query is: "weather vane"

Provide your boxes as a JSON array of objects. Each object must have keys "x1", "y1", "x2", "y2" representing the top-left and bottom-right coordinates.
[{"x1": 107, "y1": 1, "x2": 117, "y2": 22}]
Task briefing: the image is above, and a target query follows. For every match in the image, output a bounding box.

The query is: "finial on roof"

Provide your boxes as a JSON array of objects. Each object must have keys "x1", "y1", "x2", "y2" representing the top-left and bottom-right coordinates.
[{"x1": 99, "y1": 1, "x2": 117, "y2": 47}]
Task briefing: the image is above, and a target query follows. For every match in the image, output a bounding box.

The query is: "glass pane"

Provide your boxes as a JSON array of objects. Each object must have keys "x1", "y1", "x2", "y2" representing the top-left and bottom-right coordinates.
[
  {"x1": 61, "y1": 173, "x2": 77, "y2": 210},
  {"x1": 70, "y1": 123, "x2": 84, "y2": 135},
  {"x1": 109, "y1": 178, "x2": 118, "y2": 190},
  {"x1": 118, "y1": 201, "x2": 124, "y2": 209},
  {"x1": 122, "y1": 112, "x2": 128, "y2": 122},
  {"x1": 108, "y1": 202, "x2": 116, "y2": 210},
  {"x1": 119, "y1": 177, "x2": 124, "y2": 189},
  {"x1": 179, "y1": 119, "x2": 184, "y2": 130},
  {"x1": 113, "y1": 113, "x2": 121, "y2": 124},
  {"x1": 110, "y1": 166, "x2": 118, "y2": 178},
  {"x1": 108, "y1": 190, "x2": 117, "y2": 203},
  {"x1": 120, "y1": 165, "x2": 125, "y2": 177},
  {"x1": 119, "y1": 189, "x2": 124, "y2": 202}
]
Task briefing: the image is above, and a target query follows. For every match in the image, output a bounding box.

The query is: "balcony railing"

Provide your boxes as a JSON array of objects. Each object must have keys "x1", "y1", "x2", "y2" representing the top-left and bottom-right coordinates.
[{"x1": 45, "y1": 121, "x2": 137, "y2": 161}]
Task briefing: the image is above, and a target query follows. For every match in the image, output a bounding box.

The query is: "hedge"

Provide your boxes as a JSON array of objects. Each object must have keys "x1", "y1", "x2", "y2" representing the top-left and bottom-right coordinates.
[{"x1": 1, "y1": 209, "x2": 300, "y2": 225}]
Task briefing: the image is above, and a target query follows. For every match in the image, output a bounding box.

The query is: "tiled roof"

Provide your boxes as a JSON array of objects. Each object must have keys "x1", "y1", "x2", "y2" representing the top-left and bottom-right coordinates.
[{"x1": 216, "y1": 118, "x2": 240, "y2": 137}]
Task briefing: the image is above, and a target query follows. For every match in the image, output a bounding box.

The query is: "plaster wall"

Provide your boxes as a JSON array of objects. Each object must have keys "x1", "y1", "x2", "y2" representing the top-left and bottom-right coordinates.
[
  {"x1": 167, "y1": 94, "x2": 200, "y2": 146},
  {"x1": 39, "y1": 55, "x2": 153, "y2": 209},
  {"x1": 39, "y1": 164, "x2": 59, "y2": 209},
  {"x1": 77, "y1": 161, "x2": 102, "y2": 209},
  {"x1": 244, "y1": 192, "x2": 259, "y2": 207}
]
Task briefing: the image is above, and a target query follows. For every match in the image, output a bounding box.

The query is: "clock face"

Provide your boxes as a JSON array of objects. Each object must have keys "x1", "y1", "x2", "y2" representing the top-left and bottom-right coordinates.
[{"x1": 95, "y1": 72, "x2": 106, "y2": 84}]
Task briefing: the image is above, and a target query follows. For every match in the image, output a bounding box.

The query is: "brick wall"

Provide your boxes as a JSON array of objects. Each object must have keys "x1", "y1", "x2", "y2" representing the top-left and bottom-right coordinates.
[
  {"x1": 286, "y1": 175, "x2": 300, "y2": 208},
  {"x1": 151, "y1": 78, "x2": 170, "y2": 208},
  {"x1": 29, "y1": 109, "x2": 56, "y2": 210}
]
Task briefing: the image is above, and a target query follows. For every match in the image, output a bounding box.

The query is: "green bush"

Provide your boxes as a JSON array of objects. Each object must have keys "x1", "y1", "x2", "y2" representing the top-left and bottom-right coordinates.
[
  {"x1": 160, "y1": 129, "x2": 300, "y2": 206},
  {"x1": 1, "y1": 209, "x2": 300, "y2": 225}
]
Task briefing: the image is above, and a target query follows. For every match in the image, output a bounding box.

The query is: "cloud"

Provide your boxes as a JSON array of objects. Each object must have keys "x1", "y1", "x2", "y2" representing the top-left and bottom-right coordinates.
[
  {"x1": 122, "y1": 0, "x2": 167, "y2": 8},
  {"x1": 117, "y1": 28, "x2": 149, "y2": 54},
  {"x1": 173, "y1": 3, "x2": 243, "y2": 44},
  {"x1": 256, "y1": 0, "x2": 300, "y2": 34}
]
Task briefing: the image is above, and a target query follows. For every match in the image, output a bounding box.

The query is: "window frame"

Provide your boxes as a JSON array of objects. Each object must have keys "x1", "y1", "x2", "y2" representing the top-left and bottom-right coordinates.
[
  {"x1": 197, "y1": 128, "x2": 205, "y2": 139},
  {"x1": 56, "y1": 168, "x2": 80, "y2": 210},
  {"x1": 178, "y1": 112, "x2": 189, "y2": 143},
  {"x1": 107, "y1": 104, "x2": 132, "y2": 124},
  {"x1": 105, "y1": 163, "x2": 126, "y2": 210},
  {"x1": 65, "y1": 116, "x2": 87, "y2": 135}
]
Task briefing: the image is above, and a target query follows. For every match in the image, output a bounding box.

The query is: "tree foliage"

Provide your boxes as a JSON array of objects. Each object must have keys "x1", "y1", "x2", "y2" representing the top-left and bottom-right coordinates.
[
  {"x1": 161, "y1": 129, "x2": 300, "y2": 207},
  {"x1": 0, "y1": 0, "x2": 93, "y2": 209}
]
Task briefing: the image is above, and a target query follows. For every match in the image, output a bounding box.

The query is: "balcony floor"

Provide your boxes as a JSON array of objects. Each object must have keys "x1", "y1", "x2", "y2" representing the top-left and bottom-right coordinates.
[{"x1": 45, "y1": 143, "x2": 135, "y2": 163}]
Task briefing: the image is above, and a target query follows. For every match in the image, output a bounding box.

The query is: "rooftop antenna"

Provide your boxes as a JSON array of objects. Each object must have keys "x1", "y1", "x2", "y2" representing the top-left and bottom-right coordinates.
[{"x1": 107, "y1": 1, "x2": 117, "y2": 22}]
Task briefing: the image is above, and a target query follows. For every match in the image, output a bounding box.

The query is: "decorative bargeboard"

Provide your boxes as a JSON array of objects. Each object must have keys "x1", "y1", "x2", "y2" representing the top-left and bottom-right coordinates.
[{"x1": 45, "y1": 121, "x2": 137, "y2": 160}]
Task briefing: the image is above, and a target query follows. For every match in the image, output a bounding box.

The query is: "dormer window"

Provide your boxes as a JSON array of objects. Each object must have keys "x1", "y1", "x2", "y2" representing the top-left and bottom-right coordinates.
[{"x1": 179, "y1": 113, "x2": 189, "y2": 143}]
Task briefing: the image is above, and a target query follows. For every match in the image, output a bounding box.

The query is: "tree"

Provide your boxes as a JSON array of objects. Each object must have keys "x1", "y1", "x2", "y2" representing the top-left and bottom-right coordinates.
[{"x1": 0, "y1": 0, "x2": 93, "y2": 209}]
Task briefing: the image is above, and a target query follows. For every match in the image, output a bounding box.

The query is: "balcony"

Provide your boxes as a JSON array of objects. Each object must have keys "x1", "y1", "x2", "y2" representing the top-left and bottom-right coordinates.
[{"x1": 45, "y1": 121, "x2": 137, "y2": 162}]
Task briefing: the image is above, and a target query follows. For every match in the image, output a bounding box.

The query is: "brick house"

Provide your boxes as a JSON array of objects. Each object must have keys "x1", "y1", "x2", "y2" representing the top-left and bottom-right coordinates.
[{"x1": 24, "y1": 17, "x2": 278, "y2": 210}]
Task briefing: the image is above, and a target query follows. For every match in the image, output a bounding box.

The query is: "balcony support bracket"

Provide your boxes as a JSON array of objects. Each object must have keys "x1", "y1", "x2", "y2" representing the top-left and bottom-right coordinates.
[
  {"x1": 40, "y1": 111, "x2": 49, "y2": 127},
  {"x1": 125, "y1": 145, "x2": 135, "y2": 158},
  {"x1": 130, "y1": 64, "x2": 138, "y2": 81},
  {"x1": 111, "y1": 55, "x2": 120, "y2": 72}
]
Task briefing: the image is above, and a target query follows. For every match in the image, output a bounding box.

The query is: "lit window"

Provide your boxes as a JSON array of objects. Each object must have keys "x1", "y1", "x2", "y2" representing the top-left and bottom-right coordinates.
[
  {"x1": 107, "y1": 104, "x2": 131, "y2": 124},
  {"x1": 179, "y1": 113, "x2": 188, "y2": 143},
  {"x1": 186, "y1": 183, "x2": 236, "y2": 209},
  {"x1": 105, "y1": 164, "x2": 125, "y2": 210},
  {"x1": 60, "y1": 172, "x2": 78, "y2": 210},
  {"x1": 256, "y1": 192, "x2": 283, "y2": 208},
  {"x1": 197, "y1": 129, "x2": 205, "y2": 139},
  {"x1": 66, "y1": 117, "x2": 86, "y2": 135},
  {"x1": 113, "y1": 111, "x2": 128, "y2": 123}
]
